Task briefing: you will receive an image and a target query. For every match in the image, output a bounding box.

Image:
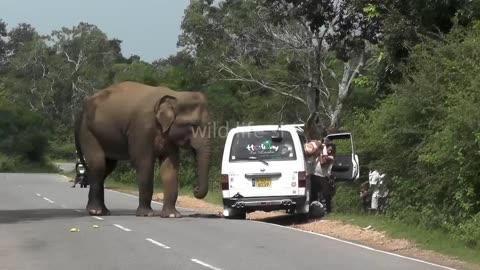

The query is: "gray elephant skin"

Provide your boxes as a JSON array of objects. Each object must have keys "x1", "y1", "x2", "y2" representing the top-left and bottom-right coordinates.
[{"x1": 74, "y1": 81, "x2": 211, "y2": 217}]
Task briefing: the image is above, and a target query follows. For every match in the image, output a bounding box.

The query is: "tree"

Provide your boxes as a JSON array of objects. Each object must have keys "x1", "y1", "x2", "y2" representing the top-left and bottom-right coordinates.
[
  {"x1": 350, "y1": 22, "x2": 480, "y2": 240},
  {"x1": 6, "y1": 23, "x2": 38, "y2": 58},
  {"x1": 0, "y1": 96, "x2": 50, "y2": 162},
  {"x1": 5, "y1": 22, "x2": 119, "y2": 128},
  {"x1": 0, "y1": 20, "x2": 8, "y2": 72},
  {"x1": 112, "y1": 59, "x2": 161, "y2": 86},
  {"x1": 179, "y1": 0, "x2": 382, "y2": 133},
  {"x1": 364, "y1": 0, "x2": 480, "y2": 96}
]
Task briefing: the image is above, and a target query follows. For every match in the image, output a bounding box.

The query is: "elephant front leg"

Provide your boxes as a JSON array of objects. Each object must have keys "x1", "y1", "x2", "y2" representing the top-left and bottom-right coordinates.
[
  {"x1": 159, "y1": 153, "x2": 181, "y2": 218},
  {"x1": 135, "y1": 160, "x2": 156, "y2": 217}
]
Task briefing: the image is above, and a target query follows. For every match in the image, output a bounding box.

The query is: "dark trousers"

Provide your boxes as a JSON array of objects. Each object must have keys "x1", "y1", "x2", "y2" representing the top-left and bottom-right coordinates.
[{"x1": 311, "y1": 175, "x2": 334, "y2": 212}]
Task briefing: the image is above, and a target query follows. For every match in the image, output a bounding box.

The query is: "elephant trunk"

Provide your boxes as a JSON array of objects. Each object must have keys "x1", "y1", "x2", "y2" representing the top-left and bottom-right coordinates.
[{"x1": 191, "y1": 136, "x2": 211, "y2": 199}]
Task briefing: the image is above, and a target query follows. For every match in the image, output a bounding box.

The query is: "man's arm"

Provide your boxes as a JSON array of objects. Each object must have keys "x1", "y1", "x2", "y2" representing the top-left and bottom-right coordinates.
[{"x1": 304, "y1": 141, "x2": 323, "y2": 157}]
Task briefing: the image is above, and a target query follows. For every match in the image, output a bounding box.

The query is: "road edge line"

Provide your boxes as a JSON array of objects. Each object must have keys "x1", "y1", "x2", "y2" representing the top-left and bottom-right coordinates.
[{"x1": 250, "y1": 220, "x2": 458, "y2": 270}]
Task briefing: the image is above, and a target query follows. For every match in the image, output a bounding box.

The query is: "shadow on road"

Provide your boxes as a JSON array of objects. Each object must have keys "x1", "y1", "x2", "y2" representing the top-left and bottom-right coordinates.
[
  {"x1": 185, "y1": 213, "x2": 223, "y2": 219},
  {"x1": 0, "y1": 209, "x2": 87, "y2": 224},
  {"x1": 0, "y1": 208, "x2": 135, "y2": 224},
  {"x1": 0, "y1": 208, "x2": 226, "y2": 224},
  {"x1": 251, "y1": 213, "x2": 322, "y2": 226}
]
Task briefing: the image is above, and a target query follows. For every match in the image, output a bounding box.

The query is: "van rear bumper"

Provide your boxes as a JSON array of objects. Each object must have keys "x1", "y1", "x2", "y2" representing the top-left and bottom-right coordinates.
[{"x1": 223, "y1": 196, "x2": 307, "y2": 212}]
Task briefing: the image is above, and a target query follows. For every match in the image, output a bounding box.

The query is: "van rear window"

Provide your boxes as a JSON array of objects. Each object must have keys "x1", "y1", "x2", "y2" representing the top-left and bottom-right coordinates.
[{"x1": 229, "y1": 130, "x2": 297, "y2": 161}]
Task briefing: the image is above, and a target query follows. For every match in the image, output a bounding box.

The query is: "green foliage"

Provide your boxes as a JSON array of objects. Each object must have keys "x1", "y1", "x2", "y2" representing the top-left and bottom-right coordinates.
[
  {"x1": 350, "y1": 22, "x2": 480, "y2": 246},
  {"x1": 455, "y1": 213, "x2": 480, "y2": 248},
  {"x1": 4, "y1": 22, "x2": 120, "y2": 129},
  {"x1": 48, "y1": 142, "x2": 76, "y2": 161},
  {"x1": 0, "y1": 153, "x2": 17, "y2": 171},
  {"x1": 113, "y1": 59, "x2": 162, "y2": 86},
  {"x1": 0, "y1": 98, "x2": 50, "y2": 162},
  {"x1": 333, "y1": 182, "x2": 363, "y2": 213}
]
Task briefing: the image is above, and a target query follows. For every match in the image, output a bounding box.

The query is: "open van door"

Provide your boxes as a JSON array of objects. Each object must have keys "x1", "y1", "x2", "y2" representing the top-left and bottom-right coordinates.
[{"x1": 325, "y1": 133, "x2": 360, "y2": 181}]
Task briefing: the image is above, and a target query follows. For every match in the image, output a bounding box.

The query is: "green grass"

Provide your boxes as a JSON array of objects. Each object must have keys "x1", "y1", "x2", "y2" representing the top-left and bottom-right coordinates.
[{"x1": 328, "y1": 213, "x2": 480, "y2": 265}]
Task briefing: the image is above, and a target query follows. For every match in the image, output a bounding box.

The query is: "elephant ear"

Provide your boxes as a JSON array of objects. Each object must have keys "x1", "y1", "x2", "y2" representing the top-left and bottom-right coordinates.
[{"x1": 155, "y1": 95, "x2": 177, "y2": 134}]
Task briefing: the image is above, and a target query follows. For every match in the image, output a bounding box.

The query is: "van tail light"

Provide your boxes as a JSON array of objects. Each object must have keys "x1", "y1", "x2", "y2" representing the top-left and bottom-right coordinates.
[
  {"x1": 298, "y1": 171, "x2": 306, "y2": 188},
  {"x1": 221, "y1": 174, "x2": 229, "y2": 190}
]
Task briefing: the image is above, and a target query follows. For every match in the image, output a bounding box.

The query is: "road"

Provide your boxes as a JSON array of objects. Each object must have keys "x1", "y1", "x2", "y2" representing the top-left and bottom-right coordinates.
[
  {"x1": 54, "y1": 162, "x2": 76, "y2": 173},
  {"x1": 0, "y1": 173, "x2": 457, "y2": 270}
]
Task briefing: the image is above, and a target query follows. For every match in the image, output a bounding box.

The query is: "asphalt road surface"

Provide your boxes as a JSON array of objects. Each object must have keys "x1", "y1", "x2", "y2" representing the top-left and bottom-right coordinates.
[
  {"x1": 54, "y1": 162, "x2": 76, "y2": 173},
  {"x1": 0, "y1": 173, "x2": 457, "y2": 270}
]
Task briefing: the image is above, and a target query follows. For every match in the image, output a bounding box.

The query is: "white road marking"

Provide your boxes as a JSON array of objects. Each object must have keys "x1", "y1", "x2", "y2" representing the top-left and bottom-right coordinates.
[
  {"x1": 36, "y1": 193, "x2": 41, "y2": 197},
  {"x1": 43, "y1": 197, "x2": 54, "y2": 204},
  {"x1": 191, "y1": 259, "x2": 222, "y2": 270},
  {"x1": 252, "y1": 221, "x2": 458, "y2": 270},
  {"x1": 145, "y1": 238, "x2": 170, "y2": 249},
  {"x1": 92, "y1": 216, "x2": 104, "y2": 220},
  {"x1": 113, "y1": 224, "x2": 132, "y2": 232}
]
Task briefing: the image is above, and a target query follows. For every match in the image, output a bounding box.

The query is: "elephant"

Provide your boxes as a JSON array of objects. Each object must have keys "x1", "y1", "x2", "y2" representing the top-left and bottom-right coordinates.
[{"x1": 74, "y1": 81, "x2": 211, "y2": 217}]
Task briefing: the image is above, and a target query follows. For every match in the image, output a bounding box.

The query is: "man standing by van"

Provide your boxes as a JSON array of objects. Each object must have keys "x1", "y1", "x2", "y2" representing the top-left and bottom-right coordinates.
[{"x1": 307, "y1": 138, "x2": 335, "y2": 213}]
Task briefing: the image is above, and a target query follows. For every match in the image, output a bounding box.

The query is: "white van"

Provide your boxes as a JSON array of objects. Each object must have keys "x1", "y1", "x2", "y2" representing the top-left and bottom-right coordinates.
[
  {"x1": 220, "y1": 124, "x2": 312, "y2": 220},
  {"x1": 220, "y1": 124, "x2": 360, "y2": 220}
]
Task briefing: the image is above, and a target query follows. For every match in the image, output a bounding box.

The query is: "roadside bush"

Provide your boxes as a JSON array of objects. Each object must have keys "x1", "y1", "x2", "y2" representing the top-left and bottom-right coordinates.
[
  {"x1": 349, "y1": 22, "x2": 480, "y2": 237},
  {"x1": 333, "y1": 182, "x2": 363, "y2": 213},
  {"x1": 0, "y1": 153, "x2": 17, "y2": 172},
  {"x1": 49, "y1": 142, "x2": 76, "y2": 161},
  {"x1": 0, "y1": 99, "x2": 51, "y2": 162},
  {"x1": 455, "y1": 213, "x2": 480, "y2": 248}
]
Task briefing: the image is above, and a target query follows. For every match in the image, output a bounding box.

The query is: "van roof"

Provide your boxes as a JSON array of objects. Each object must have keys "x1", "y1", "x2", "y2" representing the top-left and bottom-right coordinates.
[{"x1": 228, "y1": 124, "x2": 305, "y2": 133}]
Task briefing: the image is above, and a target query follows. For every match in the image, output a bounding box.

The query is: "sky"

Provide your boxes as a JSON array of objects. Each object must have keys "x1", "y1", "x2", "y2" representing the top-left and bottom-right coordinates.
[{"x1": 1, "y1": 0, "x2": 191, "y2": 63}]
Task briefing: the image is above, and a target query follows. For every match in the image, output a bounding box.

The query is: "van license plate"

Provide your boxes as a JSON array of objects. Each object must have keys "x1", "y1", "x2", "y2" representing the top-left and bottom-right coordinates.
[{"x1": 256, "y1": 178, "x2": 271, "y2": 187}]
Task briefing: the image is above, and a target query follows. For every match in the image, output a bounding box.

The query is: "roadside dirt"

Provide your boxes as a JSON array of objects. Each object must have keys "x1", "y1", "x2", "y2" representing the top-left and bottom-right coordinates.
[{"x1": 152, "y1": 192, "x2": 480, "y2": 270}]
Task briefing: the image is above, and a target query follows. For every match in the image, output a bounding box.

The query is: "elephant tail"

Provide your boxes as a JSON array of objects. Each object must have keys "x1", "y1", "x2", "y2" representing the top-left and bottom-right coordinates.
[{"x1": 74, "y1": 105, "x2": 87, "y2": 168}]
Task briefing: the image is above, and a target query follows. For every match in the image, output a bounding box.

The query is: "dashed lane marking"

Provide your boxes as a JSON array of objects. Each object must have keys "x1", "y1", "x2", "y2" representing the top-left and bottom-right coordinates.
[
  {"x1": 191, "y1": 259, "x2": 222, "y2": 270},
  {"x1": 43, "y1": 197, "x2": 54, "y2": 204},
  {"x1": 145, "y1": 238, "x2": 171, "y2": 249},
  {"x1": 113, "y1": 224, "x2": 132, "y2": 232}
]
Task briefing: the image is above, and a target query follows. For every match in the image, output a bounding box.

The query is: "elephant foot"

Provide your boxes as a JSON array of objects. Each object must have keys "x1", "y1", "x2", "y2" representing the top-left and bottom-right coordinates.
[
  {"x1": 136, "y1": 206, "x2": 155, "y2": 217},
  {"x1": 160, "y1": 208, "x2": 182, "y2": 218},
  {"x1": 87, "y1": 202, "x2": 111, "y2": 216}
]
